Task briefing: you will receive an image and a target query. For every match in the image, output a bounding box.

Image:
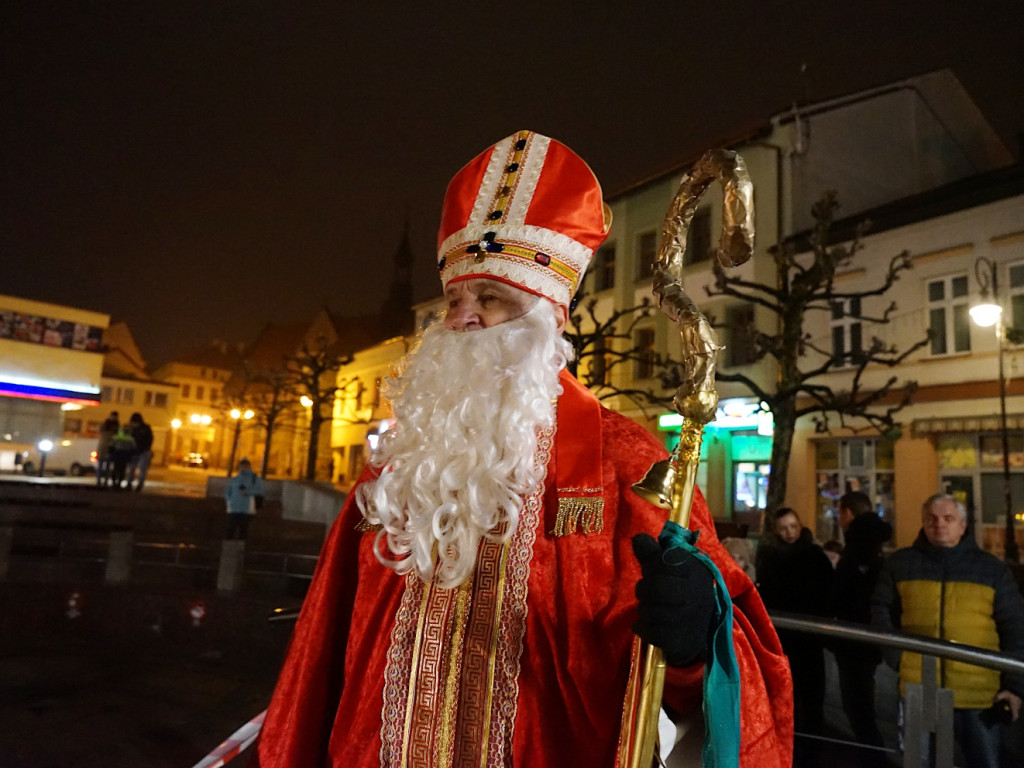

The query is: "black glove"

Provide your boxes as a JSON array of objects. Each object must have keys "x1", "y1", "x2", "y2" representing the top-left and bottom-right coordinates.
[{"x1": 632, "y1": 532, "x2": 717, "y2": 667}]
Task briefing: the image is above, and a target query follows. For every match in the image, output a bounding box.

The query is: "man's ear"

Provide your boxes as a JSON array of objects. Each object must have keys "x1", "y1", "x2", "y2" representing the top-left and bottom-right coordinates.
[{"x1": 554, "y1": 302, "x2": 568, "y2": 333}]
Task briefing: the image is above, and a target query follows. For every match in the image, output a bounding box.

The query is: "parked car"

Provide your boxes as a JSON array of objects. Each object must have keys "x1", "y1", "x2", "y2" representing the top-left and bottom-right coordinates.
[
  {"x1": 20, "y1": 438, "x2": 99, "y2": 476},
  {"x1": 182, "y1": 452, "x2": 205, "y2": 468}
]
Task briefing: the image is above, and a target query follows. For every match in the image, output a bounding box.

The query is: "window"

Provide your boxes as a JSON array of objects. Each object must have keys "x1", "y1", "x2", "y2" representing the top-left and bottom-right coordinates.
[
  {"x1": 181, "y1": 384, "x2": 191, "y2": 399},
  {"x1": 349, "y1": 444, "x2": 366, "y2": 481},
  {"x1": 210, "y1": 388, "x2": 219, "y2": 403},
  {"x1": 634, "y1": 327, "x2": 657, "y2": 380},
  {"x1": 593, "y1": 244, "x2": 616, "y2": 291},
  {"x1": 373, "y1": 377, "x2": 382, "y2": 408},
  {"x1": 196, "y1": 386, "x2": 205, "y2": 401},
  {"x1": 937, "y1": 433, "x2": 1024, "y2": 527},
  {"x1": 117, "y1": 387, "x2": 134, "y2": 404},
  {"x1": 684, "y1": 207, "x2": 712, "y2": 265},
  {"x1": 726, "y1": 305, "x2": 758, "y2": 366},
  {"x1": 636, "y1": 230, "x2": 658, "y2": 280},
  {"x1": 1010, "y1": 262, "x2": 1024, "y2": 337},
  {"x1": 336, "y1": 446, "x2": 347, "y2": 482},
  {"x1": 928, "y1": 275, "x2": 970, "y2": 355},
  {"x1": 101, "y1": 386, "x2": 113, "y2": 402},
  {"x1": 144, "y1": 390, "x2": 168, "y2": 407},
  {"x1": 831, "y1": 297, "x2": 863, "y2": 365},
  {"x1": 815, "y1": 437, "x2": 895, "y2": 539},
  {"x1": 62, "y1": 417, "x2": 82, "y2": 436}
]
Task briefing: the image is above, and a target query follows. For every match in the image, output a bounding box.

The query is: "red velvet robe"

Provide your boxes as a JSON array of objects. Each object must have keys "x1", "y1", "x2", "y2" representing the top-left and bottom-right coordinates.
[{"x1": 253, "y1": 374, "x2": 792, "y2": 767}]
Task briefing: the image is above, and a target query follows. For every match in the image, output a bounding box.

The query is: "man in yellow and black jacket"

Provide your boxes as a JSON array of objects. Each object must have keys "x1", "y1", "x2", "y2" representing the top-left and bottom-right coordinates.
[{"x1": 872, "y1": 493, "x2": 1024, "y2": 768}]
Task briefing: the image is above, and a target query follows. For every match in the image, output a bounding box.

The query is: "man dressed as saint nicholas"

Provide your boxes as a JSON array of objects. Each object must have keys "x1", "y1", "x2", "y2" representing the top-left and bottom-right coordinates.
[{"x1": 252, "y1": 130, "x2": 793, "y2": 767}]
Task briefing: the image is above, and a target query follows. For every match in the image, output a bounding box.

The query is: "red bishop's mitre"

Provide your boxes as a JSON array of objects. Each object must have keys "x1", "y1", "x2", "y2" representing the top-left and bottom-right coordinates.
[{"x1": 437, "y1": 130, "x2": 612, "y2": 308}]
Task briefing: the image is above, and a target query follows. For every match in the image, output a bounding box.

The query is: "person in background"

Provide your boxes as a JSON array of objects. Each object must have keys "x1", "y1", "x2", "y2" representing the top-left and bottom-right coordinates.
[
  {"x1": 756, "y1": 506, "x2": 834, "y2": 741},
  {"x1": 872, "y1": 493, "x2": 1024, "y2": 768},
  {"x1": 125, "y1": 412, "x2": 154, "y2": 492},
  {"x1": 96, "y1": 411, "x2": 119, "y2": 486},
  {"x1": 830, "y1": 491, "x2": 892, "y2": 764},
  {"x1": 722, "y1": 536, "x2": 757, "y2": 582},
  {"x1": 822, "y1": 539, "x2": 844, "y2": 568},
  {"x1": 108, "y1": 421, "x2": 136, "y2": 490},
  {"x1": 224, "y1": 458, "x2": 264, "y2": 540}
]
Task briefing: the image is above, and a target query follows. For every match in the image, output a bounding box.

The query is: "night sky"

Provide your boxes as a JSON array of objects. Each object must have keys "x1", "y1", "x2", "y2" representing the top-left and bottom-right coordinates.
[{"x1": 3, "y1": 2, "x2": 1022, "y2": 366}]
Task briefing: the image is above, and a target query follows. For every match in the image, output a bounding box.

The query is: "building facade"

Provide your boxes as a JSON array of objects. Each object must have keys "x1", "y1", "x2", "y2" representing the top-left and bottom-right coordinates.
[
  {"x1": 573, "y1": 69, "x2": 1021, "y2": 551},
  {"x1": 0, "y1": 293, "x2": 108, "y2": 471},
  {"x1": 152, "y1": 356, "x2": 236, "y2": 468}
]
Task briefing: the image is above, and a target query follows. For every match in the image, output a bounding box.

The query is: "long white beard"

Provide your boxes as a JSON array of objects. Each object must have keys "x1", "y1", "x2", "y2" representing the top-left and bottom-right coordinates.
[{"x1": 357, "y1": 299, "x2": 573, "y2": 588}]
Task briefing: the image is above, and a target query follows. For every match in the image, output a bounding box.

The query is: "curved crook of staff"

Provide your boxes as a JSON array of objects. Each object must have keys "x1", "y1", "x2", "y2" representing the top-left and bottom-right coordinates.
[{"x1": 618, "y1": 148, "x2": 754, "y2": 768}]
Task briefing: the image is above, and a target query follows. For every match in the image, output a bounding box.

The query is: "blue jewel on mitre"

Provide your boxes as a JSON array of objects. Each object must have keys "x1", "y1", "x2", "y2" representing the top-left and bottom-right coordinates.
[{"x1": 437, "y1": 256, "x2": 446, "y2": 271}]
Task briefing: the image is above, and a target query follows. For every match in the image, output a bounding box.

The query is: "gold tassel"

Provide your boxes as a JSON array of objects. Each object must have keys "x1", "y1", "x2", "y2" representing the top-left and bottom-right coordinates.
[
  {"x1": 354, "y1": 518, "x2": 382, "y2": 533},
  {"x1": 552, "y1": 496, "x2": 605, "y2": 536}
]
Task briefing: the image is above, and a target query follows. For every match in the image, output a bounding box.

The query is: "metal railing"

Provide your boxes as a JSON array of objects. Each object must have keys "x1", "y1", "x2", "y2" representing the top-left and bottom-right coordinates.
[{"x1": 771, "y1": 612, "x2": 1024, "y2": 768}]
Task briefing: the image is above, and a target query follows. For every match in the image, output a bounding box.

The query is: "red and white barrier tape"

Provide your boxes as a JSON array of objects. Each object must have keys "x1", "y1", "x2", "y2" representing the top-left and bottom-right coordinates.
[{"x1": 191, "y1": 709, "x2": 265, "y2": 768}]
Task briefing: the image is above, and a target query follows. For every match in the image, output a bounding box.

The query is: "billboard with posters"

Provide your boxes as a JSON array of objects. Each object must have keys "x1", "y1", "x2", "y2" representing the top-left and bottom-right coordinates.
[{"x1": 0, "y1": 295, "x2": 109, "y2": 404}]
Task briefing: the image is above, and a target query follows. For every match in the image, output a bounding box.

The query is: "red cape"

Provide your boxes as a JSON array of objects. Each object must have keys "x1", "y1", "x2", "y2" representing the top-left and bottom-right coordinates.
[{"x1": 253, "y1": 372, "x2": 792, "y2": 766}]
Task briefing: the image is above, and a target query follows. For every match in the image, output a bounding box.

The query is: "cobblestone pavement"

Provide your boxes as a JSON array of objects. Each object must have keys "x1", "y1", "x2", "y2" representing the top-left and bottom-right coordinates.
[{"x1": 0, "y1": 582, "x2": 294, "y2": 768}]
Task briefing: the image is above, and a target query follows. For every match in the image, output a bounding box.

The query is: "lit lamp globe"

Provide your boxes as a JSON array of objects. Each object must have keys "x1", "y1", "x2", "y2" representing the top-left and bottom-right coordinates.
[
  {"x1": 969, "y1": 301, "x2": 1002, "y2": 328},
  {"x1": 230, "y1": 408, "x2": 242, "y2": 420},
  {"x1": 37, "y1": 439, "x2": 54, "y2": 476}
]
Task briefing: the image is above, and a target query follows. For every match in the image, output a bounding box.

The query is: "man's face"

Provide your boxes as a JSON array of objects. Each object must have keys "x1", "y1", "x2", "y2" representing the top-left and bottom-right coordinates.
[
  {"x1": 444, "y1": 278, "x2": 564, "y2": 332},
  {"x1": 837, "y1": 504, "x2": 855, "y2": 531},
  {"x1": 922, "y1": 499, "x2": 966, "y2": 548},
  {"x1": 775, "y1": 513, "x2": 802, "y2": 544}
]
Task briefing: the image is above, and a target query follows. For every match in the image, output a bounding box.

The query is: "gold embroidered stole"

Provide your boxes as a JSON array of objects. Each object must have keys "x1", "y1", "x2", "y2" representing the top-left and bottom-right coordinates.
[{"x1": 379, "y1": 428, "x2": 553, "y2": 768}]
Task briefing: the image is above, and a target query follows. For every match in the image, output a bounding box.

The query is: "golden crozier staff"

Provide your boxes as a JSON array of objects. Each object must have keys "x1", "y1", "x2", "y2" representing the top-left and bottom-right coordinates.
[{"x1": 619, "y1": 148, "x2": 754, "y2": 768}]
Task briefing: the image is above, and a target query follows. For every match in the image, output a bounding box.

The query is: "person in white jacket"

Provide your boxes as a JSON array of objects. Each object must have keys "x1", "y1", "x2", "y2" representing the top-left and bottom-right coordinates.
[{"x1": 224, "y1": 458, "x2": 264, "y2": 540}]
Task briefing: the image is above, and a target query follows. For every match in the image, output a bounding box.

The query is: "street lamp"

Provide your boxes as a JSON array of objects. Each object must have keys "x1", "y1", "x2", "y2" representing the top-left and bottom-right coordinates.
[
  {"x1": 969, "y1": 255, "x2": 1018, "y2": 563},
  {"x1": 37, "y1": 439, "x2": 53, "y2": 476},
  {"x1": 226, "y1": 407, "x2": 254, "y2": 476}
]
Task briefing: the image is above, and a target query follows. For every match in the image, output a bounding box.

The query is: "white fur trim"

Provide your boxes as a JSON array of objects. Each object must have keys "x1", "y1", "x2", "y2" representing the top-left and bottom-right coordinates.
[
  {"x1": 468, "y1": 135, "x2": 515, "y2": 228},
  {"x1": 439, "y1": 223, "x2": 593, "y2": 306}
]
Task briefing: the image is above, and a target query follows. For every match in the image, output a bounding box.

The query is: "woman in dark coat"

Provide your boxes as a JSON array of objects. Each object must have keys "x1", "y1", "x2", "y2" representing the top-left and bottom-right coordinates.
[{"x1": 756, "y1": 506, "x2": 834, "y2": 738}]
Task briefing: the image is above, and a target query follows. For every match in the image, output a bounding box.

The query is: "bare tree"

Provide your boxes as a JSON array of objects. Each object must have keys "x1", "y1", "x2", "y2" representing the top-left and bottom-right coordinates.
[
  {"x1": 249, "y1": 368, "x2": 296, "y2": 479},
  {"x1": 224, "y1": 363, "x2": 297, "y2": 479},
  {"x1": 286, "y1": 335, "x2": 351, "y2": 481},
  {"x1": 707, "y1": 192, "x2": 929, "y2": 511},
  {"x1": 564, "y1": 295, "x2": 677, "y2": 416}
]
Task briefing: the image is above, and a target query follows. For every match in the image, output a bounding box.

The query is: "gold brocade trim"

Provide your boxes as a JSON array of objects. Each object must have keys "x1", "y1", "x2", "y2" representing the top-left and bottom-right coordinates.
[
  {"x1": 552, "y1": 496, "x2": 605, "y2": 536},
  {"x1": 436, "y1": 581, "x2": 473, "y2": 766},
  {"x1": 379, "y1": 425, "x2": 554, "y2": 768},
  {"x1": 355, "y1": 518, "x2": 383, "y2": 533}
]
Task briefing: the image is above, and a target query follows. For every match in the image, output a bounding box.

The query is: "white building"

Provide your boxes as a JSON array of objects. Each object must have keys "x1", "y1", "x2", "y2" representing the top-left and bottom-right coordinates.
[
  {"x1": 577, "y1": 69, "x2": 1021, "y2": 551},
  {"x1": 0, "y1": 293, "x2": 108, "y2": 471}
]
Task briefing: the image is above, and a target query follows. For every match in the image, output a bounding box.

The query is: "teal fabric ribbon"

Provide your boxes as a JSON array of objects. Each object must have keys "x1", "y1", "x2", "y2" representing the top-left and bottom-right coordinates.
[{"x1": 659, "y1": 520, "x2": 740, "y2": 768}]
